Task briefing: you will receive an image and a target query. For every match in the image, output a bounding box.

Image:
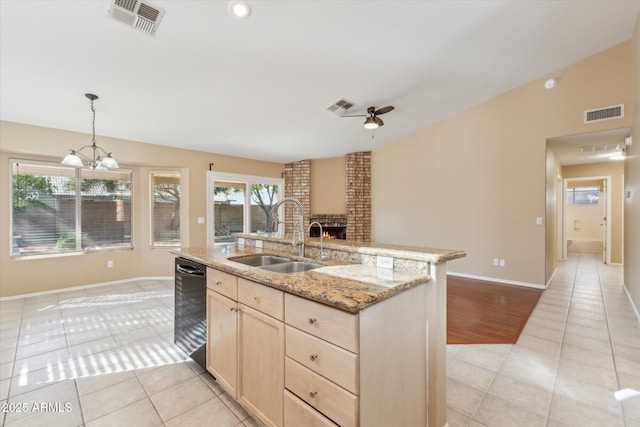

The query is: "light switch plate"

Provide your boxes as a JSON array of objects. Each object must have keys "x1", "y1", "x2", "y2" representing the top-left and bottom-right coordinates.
[
  {"x1": 536, "y1": 217, "x2": 543, "y2": 225},
  {"x1": 197, "y1": 217, "x2": 205, "y2": 224},
  {"x1": 255, "y1": 240, "x2": 263, "y2": 248},
  {"x1": 377, "y1": 256, "x2": 393, "y2": 269},
  {"x1": 237, "y1": 238, "x2": 245, "y2": 245}
]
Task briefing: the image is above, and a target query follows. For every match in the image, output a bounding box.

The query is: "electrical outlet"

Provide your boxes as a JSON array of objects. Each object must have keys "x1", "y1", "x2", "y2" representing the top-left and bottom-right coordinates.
[
  {"x1": 197, "y1": 217, "x2": 205, "y2": 224},
  {"x1": 499, "y1": 259, "x2": 505, "y2": 267},
  {"x1": 237, "y1": 238, "x2": 245, "y2": 245},
  {"x1": 255, "y1": 240, "x2": 263, "y2": 249},
  {"x1": 377, "y1": 256, "x2": 393, "y2": 269},
  {"x1": 107, "y1": 260, "x2": 113, "y2": 269},
  {"x1": 493, "y1": 258, "x2": 499, "y2": 266},
  {"x1": 536, "y1": 217, "x2": 543, "y2": 225}
]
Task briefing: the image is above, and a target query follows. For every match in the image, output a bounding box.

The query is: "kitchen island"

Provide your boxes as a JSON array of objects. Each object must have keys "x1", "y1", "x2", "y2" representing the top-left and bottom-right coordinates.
[{"x1": 174, "y1": 236, "x2": 465, "y2": 427}]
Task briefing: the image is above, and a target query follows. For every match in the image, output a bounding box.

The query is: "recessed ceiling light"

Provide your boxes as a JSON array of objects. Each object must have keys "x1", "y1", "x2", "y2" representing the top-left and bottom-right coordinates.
[
  {"x1": 228, "y1": 0, "x2": 251, "y2": 19},
  {"x1": 544, "y1": 78, "x2": 557, "y2": 89}
]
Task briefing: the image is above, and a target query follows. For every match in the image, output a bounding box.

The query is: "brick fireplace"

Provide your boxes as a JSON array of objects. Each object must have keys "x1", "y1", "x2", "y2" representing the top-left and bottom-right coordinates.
[{"x1": 284, "y1": 151, "x2": 371, "y2": 242}]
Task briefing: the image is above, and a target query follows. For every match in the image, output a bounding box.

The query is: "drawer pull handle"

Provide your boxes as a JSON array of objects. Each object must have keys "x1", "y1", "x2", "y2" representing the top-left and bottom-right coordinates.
[
  {"x1": 308, "y1": 317, "x2": 317, "y2": 324},
  {"x1": 309, "y1": 390, "x2": 317, "y2": 398},
  {"x1": 252, "y1": 295, "x2": 260, "y2": 302},
  {"x1": 229, "y1": 307, "x2": 238, "y2": 312},
  {"x1": 310, "y1": 353, "x2": 318, "y2": 361},
  {"x1": 216, "y1": 281, "x2": 222, "y2": 286}
]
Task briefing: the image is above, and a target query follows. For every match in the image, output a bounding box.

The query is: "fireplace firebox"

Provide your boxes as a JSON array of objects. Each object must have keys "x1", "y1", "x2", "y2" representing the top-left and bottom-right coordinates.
[{"x1": 308, "y1": 214, "x2": 347, "y2": 240}]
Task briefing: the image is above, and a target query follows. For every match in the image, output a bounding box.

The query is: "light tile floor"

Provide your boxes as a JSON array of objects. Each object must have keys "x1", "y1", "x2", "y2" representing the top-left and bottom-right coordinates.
[
  {"x1": 0, "y1": 279, "x2": 263, "y2": 427},
  {"x1": 447, "y1": 252, "x2": 640, "y2": 427},
  {"x1": 1, "y1": 252, "x2": 638, "y2": 426}
]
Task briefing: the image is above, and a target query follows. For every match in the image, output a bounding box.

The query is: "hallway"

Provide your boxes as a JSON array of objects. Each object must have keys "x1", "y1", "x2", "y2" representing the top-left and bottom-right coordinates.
[{"x1": 446, "y1": 252, "x2": 640, "y2": 426}]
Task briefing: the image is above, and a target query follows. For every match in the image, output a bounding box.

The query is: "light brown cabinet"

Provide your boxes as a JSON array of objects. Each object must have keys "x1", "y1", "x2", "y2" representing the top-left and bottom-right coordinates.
[
  {"x1": 207, "y1": 266, "x2": 427, "y2": 427},
  {"x1": 206, "y1": 288, "x2": 238, "y2": 396},
  {"x1": 283, "y1": 290, "x2": 427, "y2": 427},
  {"x1": 206, "y1": 268, "x2": 284, "y2": 427},
  {"x1": 239, "y1": 303, "x2": 284, "y2": 427}
]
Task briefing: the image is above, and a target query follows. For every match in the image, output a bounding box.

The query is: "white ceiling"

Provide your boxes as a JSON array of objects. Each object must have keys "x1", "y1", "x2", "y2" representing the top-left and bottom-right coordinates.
[{"x1": 1, "y1": 1, "x2": 639, "y2": 164}]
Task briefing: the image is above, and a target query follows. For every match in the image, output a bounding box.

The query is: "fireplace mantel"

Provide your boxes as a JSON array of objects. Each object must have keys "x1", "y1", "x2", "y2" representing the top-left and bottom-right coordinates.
[{"x1": 309, "y1": 214, "x2": 347, "y2": 227}]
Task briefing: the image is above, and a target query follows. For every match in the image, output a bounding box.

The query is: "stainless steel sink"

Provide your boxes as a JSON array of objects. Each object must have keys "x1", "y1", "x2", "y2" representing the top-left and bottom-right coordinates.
[
  {"x1": 259, "y1": 261, "x2": 324, "y2": 273},
  {"x1": 228, "y1": 254, "x2": 292, "y2": 267}
]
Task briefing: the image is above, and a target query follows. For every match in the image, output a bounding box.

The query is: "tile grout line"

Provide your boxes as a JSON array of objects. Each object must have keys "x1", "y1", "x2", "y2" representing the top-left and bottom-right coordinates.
[
  {"x1": 543, "y1": 252, "x2": 579, "y2": 427},
  {"x1": 596, "y1": 258, "x2": 628, "y2": 426},
  {"x1": 467, "y1": 342, "x2": 514, "y2": 423}
]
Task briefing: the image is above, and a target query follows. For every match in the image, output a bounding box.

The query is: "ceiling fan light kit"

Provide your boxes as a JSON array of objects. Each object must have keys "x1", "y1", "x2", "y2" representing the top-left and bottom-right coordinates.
[
  {"x1": 363, "y1": 117, "x2": 379, "y2": 130},
  {"x1": 342, "y1": 105, "x2": 395, "y2": 130}
]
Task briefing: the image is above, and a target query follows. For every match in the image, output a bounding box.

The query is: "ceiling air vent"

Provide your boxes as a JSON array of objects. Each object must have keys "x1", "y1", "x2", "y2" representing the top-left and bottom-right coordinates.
[
  {"x1": 327, "y1": 99, "x2": 355, "y2": 114},
  {"x1": 584, "y1": 104, "x2": 624, "y2": 124},
  {"x1": 108, "y1": 0, "x2": 165, "y2": 35}
]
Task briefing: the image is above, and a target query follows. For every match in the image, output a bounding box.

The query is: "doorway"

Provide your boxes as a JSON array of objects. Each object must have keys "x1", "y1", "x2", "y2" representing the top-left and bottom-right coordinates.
[
  {"x1": 546, "y1": 127, "x2": 629, "y2": 271},
  {"x1": 563, "y1": 176, "x2": 611, "y2": 263}
]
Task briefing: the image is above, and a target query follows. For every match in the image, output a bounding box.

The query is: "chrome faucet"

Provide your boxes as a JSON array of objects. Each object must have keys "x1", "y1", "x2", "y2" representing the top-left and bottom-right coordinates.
[
  {"x1": 270, "y1": 198, "x2": 305, "y2": 257},
  {"x1": 308, "y1": 221, "x2": 326, "y2": 260}
]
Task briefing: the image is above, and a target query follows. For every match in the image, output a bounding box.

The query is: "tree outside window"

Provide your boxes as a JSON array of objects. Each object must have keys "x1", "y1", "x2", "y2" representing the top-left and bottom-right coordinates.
[{"x1": 151, "y1": 171, "x2": 181, "y2": 247}]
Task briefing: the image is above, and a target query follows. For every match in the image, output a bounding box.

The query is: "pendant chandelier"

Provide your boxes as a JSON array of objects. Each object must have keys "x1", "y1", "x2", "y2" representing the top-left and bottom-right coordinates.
[{"x1": 61, "y1": 93, "x2": 119, "y2": 170}]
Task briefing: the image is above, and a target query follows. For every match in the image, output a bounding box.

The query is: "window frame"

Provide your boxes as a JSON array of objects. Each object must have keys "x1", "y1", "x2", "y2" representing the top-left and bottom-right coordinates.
[
  {"x1": 10, "y1": 158, "x2": 134, "y2": 258},
  {"x1": 149, "y1": 170, "x2": 183, "y2": 248},
  {"x1": 566, "y1": 186, "x2": 600, "y2": 205},
  {"x1": 206, "y1": 171, "x2": 284, "y2": 245}
]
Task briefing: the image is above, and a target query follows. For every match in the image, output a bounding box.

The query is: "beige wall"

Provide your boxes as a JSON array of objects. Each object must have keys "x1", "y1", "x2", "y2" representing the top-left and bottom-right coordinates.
[
  {"x1": 562, "y1": 162, "x2": 625, "y2": 264},
  {"x1": 624, "y1": 14, "x2": 640, "y2": 317},
  {"x1": 0, "y1": 121, "x2": 283, "y2": 297},
  {"x1": 310, "y1": 157, "x2": 346, "y2": 215},
  {"x1": 372, "y1": 41, "x2": 633, "y2": 287}
]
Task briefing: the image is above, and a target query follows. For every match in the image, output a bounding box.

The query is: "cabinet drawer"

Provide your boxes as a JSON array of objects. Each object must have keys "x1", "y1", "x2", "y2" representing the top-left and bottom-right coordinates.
[
  {"x1": 207, "y1": 268, "x2": 238, "y2": 300},
  {"x1": 238, "y1": 278, "x2": 284, "y2": 321},
  {"x1": 284, "y1": 390, "x2": 338, "y2": 427},
  {"x1": 285, "y1": 357, "x2": 358, "y2": 427},
  {"x1": 286, "y1": 325, "x2": 358, "y2": 394},
  {"x1": 285, "y1": 294, "x2": 359, "y2": 353}
]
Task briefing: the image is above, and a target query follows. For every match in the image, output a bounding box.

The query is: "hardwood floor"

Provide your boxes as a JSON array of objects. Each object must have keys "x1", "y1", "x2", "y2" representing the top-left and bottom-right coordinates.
[{"x1": 447, "y1": 275, "x2": 543, "y2": 344}]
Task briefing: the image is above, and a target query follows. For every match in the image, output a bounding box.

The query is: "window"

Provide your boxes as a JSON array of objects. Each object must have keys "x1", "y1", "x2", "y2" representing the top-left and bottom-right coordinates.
[
  {"x1": 150, "y1": 171, "x2": 181, "y2": 247},
  {"x1": 567, "y1": 186, "x2": 600, "y2": 205},
  {"x1": 208, "y1": 172, "x2": 283, "y2": 244},
  {"x1": 11, "y1": 160, "x2": 133, "y2": 257}
]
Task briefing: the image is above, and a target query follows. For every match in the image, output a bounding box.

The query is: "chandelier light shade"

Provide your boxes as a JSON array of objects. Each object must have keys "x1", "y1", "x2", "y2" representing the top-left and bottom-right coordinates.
[{"x1": 62, "y1": 93, "x2": 119, "y2": 170}]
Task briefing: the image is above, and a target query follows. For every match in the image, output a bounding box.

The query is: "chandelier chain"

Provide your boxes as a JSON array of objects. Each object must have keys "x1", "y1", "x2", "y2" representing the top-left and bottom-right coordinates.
[{"x1": 90, "y1": 98, "x2": 96, "y2": 144}]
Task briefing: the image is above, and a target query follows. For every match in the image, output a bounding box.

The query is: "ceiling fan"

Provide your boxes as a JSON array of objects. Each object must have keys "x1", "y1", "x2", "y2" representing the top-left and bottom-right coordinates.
[{"x1": 342, "y1": 105, "x2": 395, "y2": 129}]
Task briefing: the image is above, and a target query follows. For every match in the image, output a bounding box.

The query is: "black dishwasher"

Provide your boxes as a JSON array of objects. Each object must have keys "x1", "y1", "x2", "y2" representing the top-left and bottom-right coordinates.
[{"x1": 174, "y1": 257, "x2": 207, "y2": 369}]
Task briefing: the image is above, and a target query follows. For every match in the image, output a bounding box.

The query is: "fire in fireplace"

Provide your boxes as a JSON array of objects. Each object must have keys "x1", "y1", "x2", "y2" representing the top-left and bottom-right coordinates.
[
  {"x1": 308, "y1": 214, "x2": 347, "y2": 240},
  {"x1": 309, "y1": 226, "x2": 346, "y2": 240}
]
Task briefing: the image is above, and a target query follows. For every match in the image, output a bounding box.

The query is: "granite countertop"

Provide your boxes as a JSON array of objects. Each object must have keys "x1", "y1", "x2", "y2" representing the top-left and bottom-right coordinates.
[
  {"x1": 236, "y1": 233, "x2": 467, "y2": 264},
  {"x1": 173, "y1": 245, "x2": 431, "y2": 313}
]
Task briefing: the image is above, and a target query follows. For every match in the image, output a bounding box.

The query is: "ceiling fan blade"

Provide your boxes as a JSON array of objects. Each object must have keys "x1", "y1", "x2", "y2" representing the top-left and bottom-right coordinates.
[
  {"x1": 375, "y1": 106, "x2": 394, "y2": 115},
  {"x1": 339, "y1": 114, "x2": 367, "y2": 118}
]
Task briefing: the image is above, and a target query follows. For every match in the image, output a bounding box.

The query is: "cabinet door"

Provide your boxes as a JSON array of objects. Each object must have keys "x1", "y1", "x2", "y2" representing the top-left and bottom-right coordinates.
[
  {"x1": 207, "y1": 289, "x2": 238, "y2": 397},
  {"x1": 239, "y1": 304, "x2": 284, "y2": 427}
]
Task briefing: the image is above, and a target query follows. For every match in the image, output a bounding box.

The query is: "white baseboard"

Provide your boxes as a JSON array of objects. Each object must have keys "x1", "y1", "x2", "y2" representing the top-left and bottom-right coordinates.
[
  {"x1": 623, "y1": 285, "x2": 640, "y2": 324},
  {"x1": 447, "y1": 271, "x2": 546, "y2": 290},
  {"x1": 545, "y1": 267, "x2": 558, "y2": 289},
  {"x1": 0, "y1": 276, "x2": 173, "y2": 302}
]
